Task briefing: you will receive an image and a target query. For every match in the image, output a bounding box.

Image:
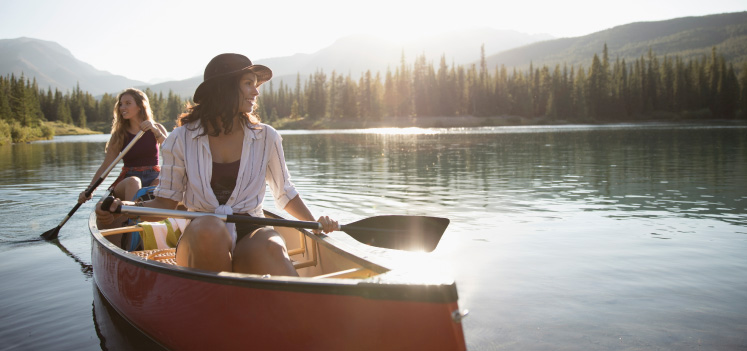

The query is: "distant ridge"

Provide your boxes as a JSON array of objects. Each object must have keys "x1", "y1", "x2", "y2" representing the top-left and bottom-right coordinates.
[
  {"x1": 485, "y1": 11, "x2": 747, "y2": 70},
  {"x1": 1, "y1": 12, "x2": 746, "y2": 99},
  {"x1": 148, "y1": 28, "x2": 554, "y2": 98},
  {"x1": 0, "y1": 37, "x2": 146, "y2": 95},
  {"x1": 155, "y1": 12, "x2": 747, "y2": 98}
]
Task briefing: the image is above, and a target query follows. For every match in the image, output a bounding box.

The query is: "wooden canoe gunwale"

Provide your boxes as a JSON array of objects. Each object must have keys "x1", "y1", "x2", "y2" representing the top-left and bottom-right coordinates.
[{"x1": 89, "y1": 212, "x2": 460, "y2": 304}]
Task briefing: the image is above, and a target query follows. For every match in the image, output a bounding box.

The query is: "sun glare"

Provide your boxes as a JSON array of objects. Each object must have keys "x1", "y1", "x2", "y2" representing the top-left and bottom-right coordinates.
[{"x1": 371, "y1": 127, "x2": 442, "y2": 135}]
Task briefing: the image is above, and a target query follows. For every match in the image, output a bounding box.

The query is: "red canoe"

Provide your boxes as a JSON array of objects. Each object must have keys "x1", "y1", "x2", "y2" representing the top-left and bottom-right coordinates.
[{"x1": 90, "y1": 210, "x2": 467, "y2": 350}]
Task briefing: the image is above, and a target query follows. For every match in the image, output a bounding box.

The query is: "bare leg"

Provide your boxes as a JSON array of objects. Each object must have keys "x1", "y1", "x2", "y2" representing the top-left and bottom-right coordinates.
[
  {"x1": 175, "y1": 216, "x2": 233, "y2": 272},
  {"x1": 233, "y1": 228, "x2": 299, "y2": 276},
  {"x1": 114, "y1": 176, "x2": 142, "y2": 201}
]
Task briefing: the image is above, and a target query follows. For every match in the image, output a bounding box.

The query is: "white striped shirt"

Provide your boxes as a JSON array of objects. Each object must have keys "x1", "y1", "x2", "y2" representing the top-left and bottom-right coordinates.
[{"x1": 154, "y1": 121, "x2": 299, "y2": 246}]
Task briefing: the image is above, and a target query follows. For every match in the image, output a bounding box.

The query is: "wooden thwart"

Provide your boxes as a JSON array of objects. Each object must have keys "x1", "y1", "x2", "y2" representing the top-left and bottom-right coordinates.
[{"x1": 100, "y1": 226, "x2": 143, "y2": 236}]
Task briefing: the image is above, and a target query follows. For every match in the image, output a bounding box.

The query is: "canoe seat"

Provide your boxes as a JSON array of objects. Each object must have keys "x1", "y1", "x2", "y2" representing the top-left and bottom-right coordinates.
[{"x1": 132, "y1": 248, "x2": 177, "y2": 265}]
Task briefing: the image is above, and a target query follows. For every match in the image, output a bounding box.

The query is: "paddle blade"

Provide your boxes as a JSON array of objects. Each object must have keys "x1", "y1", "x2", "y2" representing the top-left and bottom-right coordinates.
[
  {"x1": 341, "y1": 216, "x2": 449, "y2": 252},
  {"x1": 40, "y1": 226, "x2": 61, "y2": 241}
]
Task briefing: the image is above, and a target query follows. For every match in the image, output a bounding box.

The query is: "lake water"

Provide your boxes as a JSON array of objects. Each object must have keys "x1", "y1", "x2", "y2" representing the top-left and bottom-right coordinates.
[{"x1": 0, "y1": 123, "x2": 745, "y2": 350}]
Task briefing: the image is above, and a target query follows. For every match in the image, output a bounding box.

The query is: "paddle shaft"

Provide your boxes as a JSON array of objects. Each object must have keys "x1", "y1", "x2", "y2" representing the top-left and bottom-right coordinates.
[
  {"x1": 61, "y1": 130, "x2": 146, "y2": 225},
  {"x1": 106, "y1": 201, "x2": 449, "y2": 252},
  {"x1": 41, "y1": 130, "x2": 146, "y2": 239},
  {"x1": 115, "y1": 205, "x2": 324, "y2": 230},
  {"x1": 112, "y1": 205, "x2": 385, "y2": 233}
]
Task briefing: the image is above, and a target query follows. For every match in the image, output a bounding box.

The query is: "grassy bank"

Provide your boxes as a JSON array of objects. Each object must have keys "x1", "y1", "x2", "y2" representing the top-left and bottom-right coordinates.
[
  {"x1": 0, "y1": 120, "x2": 54, "y2": 145},
  {"x1": 46, "y1": 121, "x2": 103, "y2": 136},
  {"x1": 0, "y1": 121, "x2": 102, "y2": 146}
]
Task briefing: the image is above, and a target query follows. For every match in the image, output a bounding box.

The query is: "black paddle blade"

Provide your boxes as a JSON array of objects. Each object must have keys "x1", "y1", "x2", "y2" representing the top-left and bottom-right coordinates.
[
  {"x1": 40, "y1": 226, "x2": 61, "y2": 241},
  {"x1": 341, "y1": 216, "x2": 449, "y2": 252}
]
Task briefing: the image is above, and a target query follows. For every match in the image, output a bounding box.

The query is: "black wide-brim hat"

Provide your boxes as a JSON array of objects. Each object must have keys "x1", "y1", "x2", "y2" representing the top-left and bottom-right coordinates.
[{"x1": 193, "y1": 53, "x2": 272, "y2": 103}]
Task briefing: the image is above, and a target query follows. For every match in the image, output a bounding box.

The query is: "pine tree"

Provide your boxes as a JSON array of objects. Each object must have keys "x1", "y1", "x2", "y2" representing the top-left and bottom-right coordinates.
[
  {"x1": 397, "y1": 51, "x2": 412, "y2": 118},
  {"x1": 341, "y1": 73, "x2": 358, "y2": 119},
  {"x1": 717, "y1": 61, "x2": 739, "y2": 119},
  {"x1": 359, "y1": 70, "x2": 372, "y2": 119},
  {"x1": 672, "y1": 57, "x2": 687, "y2": 112},
  {"x1": 57, "y1": 99, "x2": 73, "y2": 125},
  {"x1": 0, "y1": 76, "x2": 12, "y2": 121},
  {"x1": 307, "y1": 70, "x2": 327, "y2": 119},
  {"x1": 98, "y1": 93, "x2": 116, "y2": 124},
  {"x1": 383, "y1": 68, "x2": 397, "y2": 118},
  {"x1": 573, "y1": 65, "x2": 588, "y2": 121},
  {"x1": 290, "y1": 100, "x2": 300, "y2": 119},
  {"x1": 492, "y1": 65, "x2": 509, "y2": 116},
  {"x1": 413, "y1": 54, "x2": 431, "y2": 117},
  {"x1": 294, "y1": 73, "x2": 304, "y2": 117},
  {"x1": 77, "y1": 106, "x2": 87, "y2": 129},
  {"x1": 370, "y1": 72, "x2": 384, "y2": 120},
  {"x1": 587, "y1": 54, "x2": 604, "y2": 120},
  {"x1": 740, "y1": 61, "x2": 747, "y2": 119},
  {"x1": 165, "y1": 91, "x2": 183, "y2": 125}
]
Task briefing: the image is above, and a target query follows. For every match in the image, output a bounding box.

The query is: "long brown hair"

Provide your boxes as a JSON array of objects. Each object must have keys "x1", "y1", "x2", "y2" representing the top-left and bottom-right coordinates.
[
  {"x1": 106, "y1": 88, "x2": 154, "y2": 152},
  {"x1": 178, "y1": 73, "x2": 261, "y2": 137}
]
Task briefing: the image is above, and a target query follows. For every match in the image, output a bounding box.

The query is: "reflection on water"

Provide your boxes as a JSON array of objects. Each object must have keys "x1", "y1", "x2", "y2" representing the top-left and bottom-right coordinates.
[
  {"x1": 278, "y1": 124, "x2": 747, "y2": 235},
  {"x1": 92, "y1": 284, "x2": 164, "y2": 350},
  {"x1": 0, "y1": 124, "x2": 745, "y2": 350}
]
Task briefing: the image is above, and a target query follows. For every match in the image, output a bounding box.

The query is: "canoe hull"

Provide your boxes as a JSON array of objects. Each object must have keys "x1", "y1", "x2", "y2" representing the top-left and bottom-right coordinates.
[{"x1": 91, "y1": 214, "x2": 466, "y2": 350}]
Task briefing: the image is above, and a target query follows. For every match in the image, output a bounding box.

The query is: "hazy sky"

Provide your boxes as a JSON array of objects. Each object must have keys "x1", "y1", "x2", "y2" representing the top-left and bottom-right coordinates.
[{"x1": 1, "y1": 0, "x2": 745, "y2": 83}]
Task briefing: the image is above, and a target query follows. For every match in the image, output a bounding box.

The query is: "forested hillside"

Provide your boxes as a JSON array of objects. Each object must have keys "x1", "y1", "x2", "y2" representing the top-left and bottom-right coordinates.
[
  {"x1": 0, "y1": 75, "x2": 186, "y2": 144},
  {"x1": 255, "y1": 45, "x2": 746, "y2": 125},
  {"x1": 2, "y1": 44, "x2": 746, "y2": 145},
  {"x1": 485, "y1": 11, "x2": 747, "y2": 73}
]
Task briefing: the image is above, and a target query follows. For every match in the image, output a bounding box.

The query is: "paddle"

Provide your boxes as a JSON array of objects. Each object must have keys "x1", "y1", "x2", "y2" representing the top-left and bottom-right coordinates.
[
  {"x1": 41, "y1": 130, "x2": 146, "y2": 241},
  {"x1": 99, "y1": 198, "x2": 449, "y2": 252}
]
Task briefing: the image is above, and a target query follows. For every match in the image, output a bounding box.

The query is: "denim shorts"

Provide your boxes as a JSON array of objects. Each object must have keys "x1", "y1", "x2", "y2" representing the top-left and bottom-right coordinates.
[{"x1": 125, "y1": 169, "x2": 159, "y2": 187}]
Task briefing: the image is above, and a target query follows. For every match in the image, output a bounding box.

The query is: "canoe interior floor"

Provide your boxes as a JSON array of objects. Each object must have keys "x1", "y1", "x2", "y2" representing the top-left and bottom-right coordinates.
[
  {"x1": 98, "y1": 211, "x2": 385, "y2": 280},
  {"x1": 132, "y1": 248, "x2": 177, "y2": 265},
  {"x1": 102, "y1": 224, "x2": 383, "y2": 280}
]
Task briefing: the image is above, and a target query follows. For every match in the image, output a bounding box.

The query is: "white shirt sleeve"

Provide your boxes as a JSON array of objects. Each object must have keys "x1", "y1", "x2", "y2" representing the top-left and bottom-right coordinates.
[
  {"x1": 154, "y1": 126, "x2": 187, "y2": 203},
  {"x1": 265, "y1": 128, "x2": 299, "y2": 210}
]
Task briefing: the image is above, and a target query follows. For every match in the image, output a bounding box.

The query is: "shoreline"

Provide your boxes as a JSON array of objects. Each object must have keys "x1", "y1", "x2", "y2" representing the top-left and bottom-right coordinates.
[
  {"x1": 273, "y1": 115, "x2": 535, "y2": 130},
  {"x1": 272, "y1": 114, "x2": 747, "y2": 130},
  {"x1": 20, "y1": 115, "x2": 747, "y2": 140}
]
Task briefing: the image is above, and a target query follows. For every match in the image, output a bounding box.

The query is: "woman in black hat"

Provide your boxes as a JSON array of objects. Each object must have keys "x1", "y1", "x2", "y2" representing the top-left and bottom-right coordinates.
[{"x1": 97, "y1": 53, "x2": 337, "y2": 276}]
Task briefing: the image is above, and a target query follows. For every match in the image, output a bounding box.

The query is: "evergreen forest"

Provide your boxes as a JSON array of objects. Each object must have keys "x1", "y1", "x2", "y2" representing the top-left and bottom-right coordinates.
[{"x1": 1, "y1": 44, "x2": 746, "y2": 145}]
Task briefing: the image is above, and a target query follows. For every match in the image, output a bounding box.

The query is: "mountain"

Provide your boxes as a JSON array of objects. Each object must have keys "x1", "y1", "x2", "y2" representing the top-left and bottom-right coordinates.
[
  {"x1": 484, "y1": 11, "x2": 747, "y2": 71},
  {"x1": 144, "y1": 13, "x2": 747, "y2": 98},
  {"x1": 141, "y1": 76, "x2": 202, "y2": 100},
  {"x1": 0, "y1": 37, "x2": 147, "y2": 96},
  {"x1": 3, "y1": 11, "x2": 746, "y2": 100},
  {"x1": 263, "y1": 28, "x2": 554, "y2": 77},
  {"x1": 148, "y1": 28, "x2": 554, "y2": 97}
]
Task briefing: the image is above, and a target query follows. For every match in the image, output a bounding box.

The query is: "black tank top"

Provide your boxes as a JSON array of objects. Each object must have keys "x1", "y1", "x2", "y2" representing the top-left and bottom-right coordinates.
[{"x1": 211, "y1": 160, "x2": 240, "y2": 204}]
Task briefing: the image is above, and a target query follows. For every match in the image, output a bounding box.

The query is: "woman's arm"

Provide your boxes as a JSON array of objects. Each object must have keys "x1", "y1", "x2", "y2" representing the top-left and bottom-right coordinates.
[
  {"x1": 263, "y1": 128, "x2": 337, "y2": 233},
  {"x1": 95, "y1": 196, "x2": 179, "y2": 228},
  {"x1": 140, "y1": 120, "x2": 169, "y2": 145},
  {"x1": 78, "y1": 139, "x2": 120, "y2": 203},
  {"x1": 283, "y1": 194, "x2": 315, "y2": 221},
  {"x1": 283, "y1": 195, "x2": 337, "y2": 234},
  {"x1": 154, "y1": 123, "x2": 169, "y2": 145}
]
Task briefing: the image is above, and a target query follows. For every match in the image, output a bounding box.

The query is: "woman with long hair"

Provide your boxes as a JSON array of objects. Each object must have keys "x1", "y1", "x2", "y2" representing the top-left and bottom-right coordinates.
[
  {"x1": 80, "y1": 88, "x2": 168, "y2": 204},
  {"x1": 97, "y1": 54, "x2": 336, "y2": 276}
]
